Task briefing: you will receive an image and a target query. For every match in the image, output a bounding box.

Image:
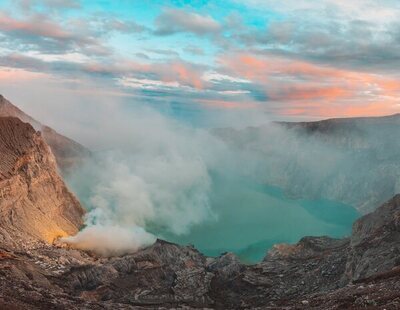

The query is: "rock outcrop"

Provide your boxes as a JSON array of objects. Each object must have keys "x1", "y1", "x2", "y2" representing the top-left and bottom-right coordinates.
[
  {"x1": 0, "y1": 117, "x2": 84, "y2": 246},
  {"x1": 0, "y1": 95, "x2": 90, "y2": 173}
]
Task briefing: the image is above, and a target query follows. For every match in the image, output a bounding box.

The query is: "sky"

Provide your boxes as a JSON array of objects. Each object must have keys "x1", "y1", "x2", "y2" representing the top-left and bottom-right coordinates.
[{"x1": 1, "y1": 0, "x2": 400, "y2": 124}]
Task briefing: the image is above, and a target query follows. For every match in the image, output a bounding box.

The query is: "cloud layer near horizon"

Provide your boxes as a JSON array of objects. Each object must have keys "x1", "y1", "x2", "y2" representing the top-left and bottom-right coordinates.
[{"x1": 0, "y1": 0, "x2": 400, "y2": 120}]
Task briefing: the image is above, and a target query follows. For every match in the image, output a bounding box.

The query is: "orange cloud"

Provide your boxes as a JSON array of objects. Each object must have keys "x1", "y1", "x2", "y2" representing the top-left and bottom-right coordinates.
[
  {"x1": 271, "y1": 85, "x2": 351, "y2": 101},
  {"x1": 284, "y1": 100, "x2": 399, "y2": 118},
  {"x1": 0, "y1": 68, "x2": 47, "y2": 81},
  {"x1": 168, "y1": 63, "x2": 204, "y2": 89},
  {"x1": 220, "y1": 52, "x2": 400, "y2": 117},
  {"x1": 0, "y1": 13, "x2": 71, "y2": 39}
]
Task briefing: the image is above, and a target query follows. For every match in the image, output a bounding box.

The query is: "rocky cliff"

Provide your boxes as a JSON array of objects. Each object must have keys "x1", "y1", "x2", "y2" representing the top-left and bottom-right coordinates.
[
  {"x1": 0, "y1": 117, "x2": 84, "y2": 247},
  {"x1": 0, "y1": 95, "x2": 90, "y2": 173}
]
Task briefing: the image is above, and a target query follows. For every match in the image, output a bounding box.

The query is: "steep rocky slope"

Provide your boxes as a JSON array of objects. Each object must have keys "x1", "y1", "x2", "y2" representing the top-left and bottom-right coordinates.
[
  {"x1": 0, "y1": 95, "x2": 90, "y2": 173},
  {"x1": 0, "y1": 117, "x2": 84, "y2": 246}
]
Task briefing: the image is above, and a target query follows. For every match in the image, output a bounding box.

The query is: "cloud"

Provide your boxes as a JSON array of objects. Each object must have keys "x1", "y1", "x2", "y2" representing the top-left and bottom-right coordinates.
[
  {"x1": 229, "y1": 1, "x2": 400, "y2": 73},
  {"x1": 98, "y1": 18, "x2": 146, "y2": 34},
  {"x1": 0, "y1": 52, "x2": 207, "y2": 89},
  {"x1": 17, "y1": 0, "x2": 81, "y2": 12},
  {"x1": 237, "y1": 0, "x2": 400, "y2": 23},
  {"x1": 118, "y1": 77, "x2": 181, "y2": 90},
  {"x1": 0, "y1": 12, "x2": 110, "y2": 55},
  {"x1": 154, "y1": 8, "x2": 221, "y2": 36},
  {"x1": 0, "y1": 67, "x2": 47, "y2": 81},
  {"x1": 145, "y1": 48, "x2": 180, "y2": 58},
  {"x1": 0, "y1": 13, "x2": 75, "y2": 39},
  {"x1": 202, "y1": 71, "x2": 251, "y2": 84},
  {"x1": 1, "y1": 0, "x2": 400, "y2": 119},
  {"x1": 219, "y1": 52, "x2": 400, "y2": 116}
]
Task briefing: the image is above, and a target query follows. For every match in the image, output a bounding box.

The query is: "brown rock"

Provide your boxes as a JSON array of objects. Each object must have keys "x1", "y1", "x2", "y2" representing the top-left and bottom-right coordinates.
[
  {"x1": 0, "y1": 116, "x2": 84, "y2": 246},
  {"x1": 0, "y1": 94, "x2": 90, "y2": 173}
]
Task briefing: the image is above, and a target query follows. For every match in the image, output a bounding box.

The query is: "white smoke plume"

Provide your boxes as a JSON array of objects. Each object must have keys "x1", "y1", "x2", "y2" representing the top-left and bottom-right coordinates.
[
  {"x1": 62, "y1": 225, "x2": 156, "y2": 257},
  {"x1": 18, "y1": 90, "x2": 397, "y2": 257},
  {"x1": 62, "y1": 102, "x2": 227, "y2": 256}
]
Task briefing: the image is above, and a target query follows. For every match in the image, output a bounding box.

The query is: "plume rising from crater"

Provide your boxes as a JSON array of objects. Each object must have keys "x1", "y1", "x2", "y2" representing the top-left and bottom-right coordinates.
[{"x1": 57, "y1": 98, "x2": 400, "y2": 259}]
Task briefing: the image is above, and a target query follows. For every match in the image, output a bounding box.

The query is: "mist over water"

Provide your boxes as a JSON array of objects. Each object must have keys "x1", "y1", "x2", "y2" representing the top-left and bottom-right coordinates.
[
  {"x1": 161, "y1": 174, "x2": 359, "y2": 263},
  {"x1": 62, "y1": 102, "x2": 399, "y2": 261}
]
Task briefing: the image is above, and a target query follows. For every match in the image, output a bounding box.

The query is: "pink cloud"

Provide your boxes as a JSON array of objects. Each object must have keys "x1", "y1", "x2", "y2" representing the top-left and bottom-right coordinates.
[
  {"x1": 0, "y1": 67, "x2": 47, "y2": 81},
  {"x1": 0, "y1": 13, "x2": 73, "y2": 40},
  {"x1": 219, "y1": 52, "x2": 400, "y2": 117}
]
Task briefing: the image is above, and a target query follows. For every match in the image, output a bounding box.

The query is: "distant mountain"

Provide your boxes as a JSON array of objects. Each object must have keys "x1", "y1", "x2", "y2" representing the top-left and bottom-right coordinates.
[
  {"x1": 280, "y1": 113, "x2": 400, "y2": 132},
  {"x1": 213, "y1": 113, "x2": 400, "y2": 213},
  {"x1": 0, "y1": 95, "x2": 90, "y2": 173}
]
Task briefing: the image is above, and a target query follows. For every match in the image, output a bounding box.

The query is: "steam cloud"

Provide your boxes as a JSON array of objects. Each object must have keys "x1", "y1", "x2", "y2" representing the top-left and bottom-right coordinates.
[
  {"x1": 59, "y1": 99, "x2": 400, "y2": 257},
  {"x1": 62, "y1": 103, "x2": 226, "y2": 256}
]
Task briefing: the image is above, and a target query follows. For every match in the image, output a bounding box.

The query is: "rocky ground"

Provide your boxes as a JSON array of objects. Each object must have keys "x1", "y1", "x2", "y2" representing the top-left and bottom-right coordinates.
[{"x1": 1, "y1": 195, "x2": 400, "y2": 309}]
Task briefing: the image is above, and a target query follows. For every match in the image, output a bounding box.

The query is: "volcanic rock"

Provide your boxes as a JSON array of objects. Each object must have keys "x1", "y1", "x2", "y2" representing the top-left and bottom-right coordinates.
[
  {"x1": 0, "y1": 117, "x2": 84, "y2": 247},
  {"x1": 0, "y1": 95, "x2": 90, "y2": 173}
]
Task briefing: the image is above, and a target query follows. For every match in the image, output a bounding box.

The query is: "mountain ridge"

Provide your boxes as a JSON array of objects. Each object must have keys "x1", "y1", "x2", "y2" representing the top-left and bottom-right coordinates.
[{"x1": 0, "y1": 94, "x2": 90, "y2": 173}]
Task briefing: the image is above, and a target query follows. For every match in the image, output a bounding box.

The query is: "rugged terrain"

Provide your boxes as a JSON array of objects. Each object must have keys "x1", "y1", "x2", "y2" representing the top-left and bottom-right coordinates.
[
  {"x1": 0, "y1": 95, "x2": 90, "y2": 173},
  {"x1": 1, "y1": 102, "x2": 400, "y2": 308},
  {"x1": 1, "y1": 195, "x2": 400, "y2": 309}
]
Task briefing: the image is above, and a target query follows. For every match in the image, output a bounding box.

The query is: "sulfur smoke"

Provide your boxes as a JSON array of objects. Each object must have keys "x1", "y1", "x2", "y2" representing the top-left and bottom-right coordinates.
[
  {"x1": 62, "y1": 103, "x2": 226, "y2": 256},
  {"x1": 59, "y1": 99, "x2": 400, "y2": 257}
]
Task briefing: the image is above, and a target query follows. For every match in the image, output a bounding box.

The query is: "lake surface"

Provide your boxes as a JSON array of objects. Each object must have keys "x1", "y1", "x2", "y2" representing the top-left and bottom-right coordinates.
[
  {"x1": 68, "y1": 167, "x2": 359, "y2": 264},
  {"x1": 161, "y1": 174, "x2": 359, "y2": 263}
]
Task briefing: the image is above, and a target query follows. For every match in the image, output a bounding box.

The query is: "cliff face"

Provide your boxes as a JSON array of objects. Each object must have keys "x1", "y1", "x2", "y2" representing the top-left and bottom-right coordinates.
[
  {"x1": 0, "y1": 117, "x2": 84, "y2": 247},
  {"x1": 0, "y1": 95, "x2": 90, "y2": 173}
]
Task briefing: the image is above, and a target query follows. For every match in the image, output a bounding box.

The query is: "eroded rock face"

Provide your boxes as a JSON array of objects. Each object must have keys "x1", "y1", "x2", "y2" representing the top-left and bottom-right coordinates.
[
  {"x1": 0, "y1": 117, "x2": 84, "y2": 246},
  {"x1": 0, "y1": 95, "x2": 90, "y2": 173}
]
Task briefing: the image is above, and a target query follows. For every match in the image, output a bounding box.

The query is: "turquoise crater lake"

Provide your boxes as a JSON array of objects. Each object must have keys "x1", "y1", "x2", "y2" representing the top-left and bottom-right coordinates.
[{"x1": 161, "y1": 175, "x2": 359, "y2": 264}]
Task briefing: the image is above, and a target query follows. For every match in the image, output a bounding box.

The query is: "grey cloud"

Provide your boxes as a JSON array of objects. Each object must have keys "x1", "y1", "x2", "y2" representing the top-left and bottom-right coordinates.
[
  {"x1": 145, "y1": 48, "x2": 180, "y2": 58},
  {"x1": 230, "y1": 14, "x2": 400, "y2": 73},
  {"x1": 0, "y1": 13, "x2": 111, "y2": 56},
  {"x1": 16, "y1": 0, "x2": 81, "y2": 12},
  {"x1": 154, "y1": 8, "x2": 221, "y2": 36}
]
